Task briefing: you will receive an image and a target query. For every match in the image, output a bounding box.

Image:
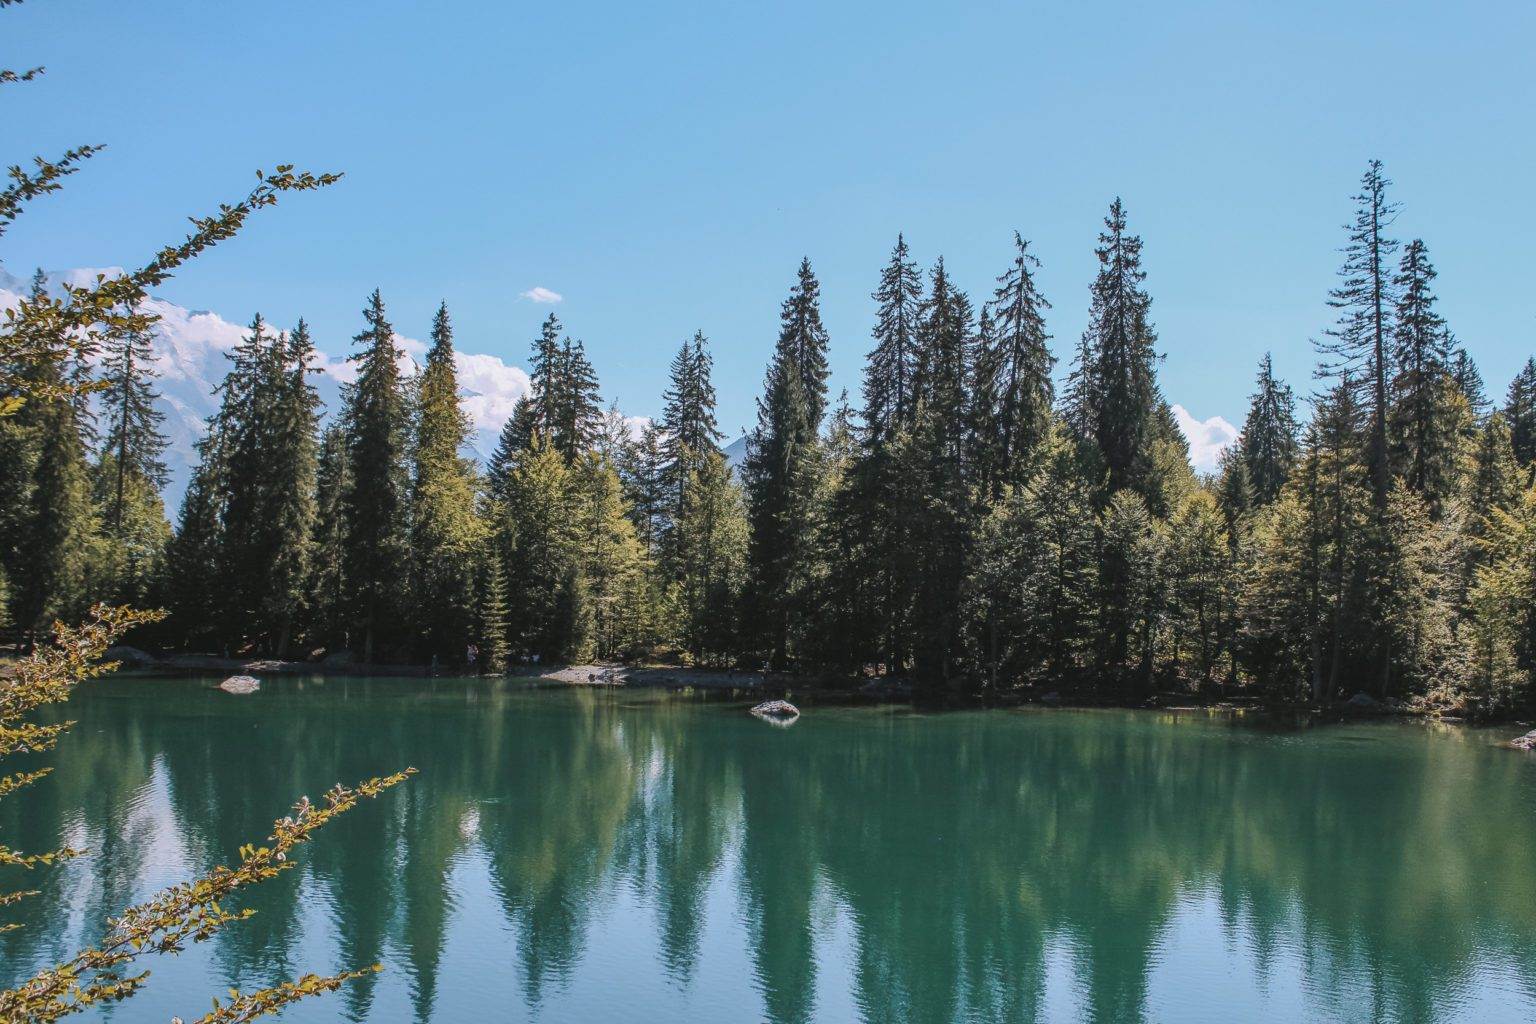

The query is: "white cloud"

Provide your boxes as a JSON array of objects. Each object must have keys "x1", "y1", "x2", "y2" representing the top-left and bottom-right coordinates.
[
  {"x1": 518, "y1": 286, "x2": 563, "y2": 304},
  {"x1": 456, "y1": 351, "x2": 531, "y2": 433},
  {"x1": 1, "y1": 267, "x2": 541, "y2": 503},
  {"x1": 1171, "y1": 404, "x2": 1239, "y2": 473}
]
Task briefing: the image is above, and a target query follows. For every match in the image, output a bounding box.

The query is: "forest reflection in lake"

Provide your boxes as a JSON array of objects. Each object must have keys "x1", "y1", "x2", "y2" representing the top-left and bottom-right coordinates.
[{"x1": 3, "y1": 676, "x2": 1535, "y2": 1023}]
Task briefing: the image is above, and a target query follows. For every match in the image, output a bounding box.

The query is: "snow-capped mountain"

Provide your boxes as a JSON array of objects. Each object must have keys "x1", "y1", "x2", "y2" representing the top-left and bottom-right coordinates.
[{"x1": 0, "y1": 266, "x2": 531, "y2": 508}]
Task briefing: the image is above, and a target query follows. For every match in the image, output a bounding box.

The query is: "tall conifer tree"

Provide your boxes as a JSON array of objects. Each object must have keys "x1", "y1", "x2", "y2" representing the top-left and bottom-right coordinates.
[
  {"x1": 263, "y1": 319, "x2": 321, "y2": 656},
  {"x1": 1505, "y1": 357, "x2": 1536, "y2": 467},
  {"x1": 907, "y1": 258, "x2": 975, "y2": 684},
  {"x1": 1076, "y1": 199, "x2": 1161, "y2": 501},
  {"x1": 308, "y1": 423, "x2": 350, "y2": 651},
  {"x1": 97, "y1": 319, "x2": 168, "y2": 532},
  {"x1": 340, "y1": 290, "x2": 411, "y2": 662},
  {"x1": 166, "y1": 422, "x2": 228, "y2": 649},
  {"x1": 410, "y1": 303, "x2": 484, "y2": 663},
  {"x1": 659, "y1": 331, "x2": 723, "y2": 517},
  {"x1": 1239, "y1": 353, "x2": 1299, "y2": 505},
  {"x1": 1318, "y1": 159, "x2": 1399, "y2": 507},
  {"x1": 549, "y1": 336, "x2": 602, "y2": 462},
  {"x1": 1389, "y1": 238, "x2": 1456, "y2": 505},
  {"x1": 744, "y1": 259, "x2": 831, "y2": 667},
  {"x1": 863, "y1": 234, "x2": 923, "y2": 445},
  {"x1": 975, "y1": 232, "x2": 1054, "y2": 492}
]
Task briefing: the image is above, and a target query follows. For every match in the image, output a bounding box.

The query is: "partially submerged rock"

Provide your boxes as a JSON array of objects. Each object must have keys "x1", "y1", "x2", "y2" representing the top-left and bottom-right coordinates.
[
  {"x1": 750, "y1": 699, "x2": 800, "y2": 725},
  {"x1": 219, "y1": 675, "x2": 261, "y2": 695},
  {"x1": 1344, "y1": 692, "x2": 1382, "y2": 712},
  {"x1": 1509, "y1": 730, "x2": 1536, "y2": 751}
]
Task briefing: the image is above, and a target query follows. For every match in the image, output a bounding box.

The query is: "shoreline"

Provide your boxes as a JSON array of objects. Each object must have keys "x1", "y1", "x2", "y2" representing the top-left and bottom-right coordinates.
[{"x1": 70, "y1": 648, "x2": 1536, "y2": 732}]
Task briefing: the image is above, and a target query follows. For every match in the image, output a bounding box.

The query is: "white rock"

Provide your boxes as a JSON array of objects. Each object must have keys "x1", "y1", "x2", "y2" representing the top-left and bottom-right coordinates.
[{"x1": 219, "y1": 675, "x2": 260, "y2": 695}]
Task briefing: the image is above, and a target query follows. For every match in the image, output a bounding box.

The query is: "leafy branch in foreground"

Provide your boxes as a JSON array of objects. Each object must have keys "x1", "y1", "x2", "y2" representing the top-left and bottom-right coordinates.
[
  {"x1": 0, "y1": 67, "x2": 45, "y2": 86},
  {"x1": 0, "y1": 607, "x2": 415, "y2": 1023},
  {"x1": 0, "y1": 146, "x2": 104, "y2": 239},
  {"x1": 0, "y1": 164, "x2": 341, "y2": 416}
]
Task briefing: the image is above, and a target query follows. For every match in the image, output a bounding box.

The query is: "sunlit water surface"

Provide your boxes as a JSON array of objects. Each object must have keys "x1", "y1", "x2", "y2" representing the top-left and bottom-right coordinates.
[{"x1": 3, "y1": 676, "x2": 1535, "y2": 1023}]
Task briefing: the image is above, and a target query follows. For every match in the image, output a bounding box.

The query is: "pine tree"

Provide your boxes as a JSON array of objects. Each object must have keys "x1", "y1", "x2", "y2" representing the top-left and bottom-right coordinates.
[
  {"x1": 1241, "y1": 479, "x2": 1324, "y2": 701},
  {"x1": 1096, "y1": 489, "x2": 1160, "y2": 693},
  {"x1": 411, "y1": 303, "x2": 484, "y2": 664},
  {"x1": 1463, "y1": 483, "x2": 1536, "y2": 714},
  {"x1": 1216, "y1": 445, "x2": 1253, "y2": 525},
  {"x1": 308, "y1": 423, "x2": 350, "y2": 651},
  {"x1": 976, "y1": 232, "x2": 1054, "y2": 492},
  {"x1": 1389, "y1": 238, "x2": 1456, "y2": 507},
  {"x1": 204, "y1": 314, "x2": 319, "y2": 654},
  {"x1": 263, "y1": 319, "x2": 321, "y2": 656},
  {"x1": 340, "y1": 290, "x2": 412, "y2": 662},
  {"x1": 863, "y1": 234, "x2": 924, "y2": 445},
  {"x1": 1455, "y1": 412, "x2": 1522, "y2": 618},
  {"x1": 907, "y1": 258, "x2": 976, "y2": 685},
  {"x1": 781, "y1": 258, "x2": 832, "y2": 427},
  {"x1": 15, "y1": 384, "x2": 97, "y2": 639},
  {"x1": 1308, "y1": 381, "x2": 1373, "y2": 699},
  {"x1": 89, "y1": 450, "x2": 169, "y2": 607},
  {"x1": 503, "y1": 437, "x2": 578, "y2": 661},
  {"x1": 3, "y1": 275, "x2": 99, "y2": 640},
  {"x1": 214, "y1": 313, "x2": 277, "y2": 648},
  {"x1": 622, "y1": 420, "x2": 669, "y2": 558},
  {"x1": 743, "y1": 259, "x2": 831, "y2": 668},
  {"x1": 1318, "y1": 159, "x2": 1399, "y2": 506},
  {"x1": 0, "y1": 402, "x2": 34, "y2": 626},
  {"x1": 1077, "y1": 199, "x2": 1162, "y2": 501},
  {"x1": 1450, "y1": 348, "x2": 1488, "y2": 417},
  {"x1": 1505, "y1": 357, "x2": 1536, "y2": 468},
  {"x1": 1166, "y1": 489, "x2": 1229, "y2": 683},
  {"x1": 963, "y1": 421, "x2": 1097, "y2": 687},
  {"x1": 659, "y1": 331, "x2": 723, "y2": 517},
  {"x1": 97, "y1": 318, "x2": 168, "y2": 532},
  {"x1": 528, "y1": 313, "x2": 563, "y2": 434},
  {"x1": 166, "y1": 422, "x2": 229, "y2": 650},
  {"x1": 571, "y1": 453, "x2": 649, "y2": 660},
  {"x1": 1361, "y1": 482, "x2": 1455, "y2": 699},
  {"x1": 671, "y1": 449, "x2": 748, "y2": 664},
  {"x1": 474, "y1": 543, "x2": 511, "y2": 674},
  {"x1": 1062, "y1": 332, "x2": 1100, "y2": 441},
  {"x1": 487, "y1": 395, "x2": 536, "y2": 501},
  {"x1": 1239, "y1": 353, "x2": 1298, "y2": 505},
  {"x1": 844, "y1": 239, "x2": 928, "y2": 675},
  {"x1": 550, "y1": 337, "x2": 602, "y2": 462}
]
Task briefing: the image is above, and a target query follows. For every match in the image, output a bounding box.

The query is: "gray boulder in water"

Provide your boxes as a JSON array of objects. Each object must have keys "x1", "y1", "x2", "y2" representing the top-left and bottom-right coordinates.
[
  {"x1": 750, "y1": 699, "x2": 800, "y2": 724},
  {"x1": 1344, "y1": 692, "x2": 1382, "y2": 711},
  {"x1": 1509, "y1": 730, "x2": 1536, "y2": 751},
  {"x1": 219, "y1": 675, "x2": 261, "y2": 695}
]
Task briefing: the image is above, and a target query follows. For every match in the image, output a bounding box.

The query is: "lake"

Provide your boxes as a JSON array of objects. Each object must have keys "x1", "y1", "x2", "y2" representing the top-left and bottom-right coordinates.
[{"x1": 3, "y1": 676, "x2": 1535, "y2": 1023}]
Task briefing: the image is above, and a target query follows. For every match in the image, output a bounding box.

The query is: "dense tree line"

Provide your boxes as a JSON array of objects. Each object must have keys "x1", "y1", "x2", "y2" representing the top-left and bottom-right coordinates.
[{"x1": 4, "y1": 161, "x2": 1534, "y2": 714}]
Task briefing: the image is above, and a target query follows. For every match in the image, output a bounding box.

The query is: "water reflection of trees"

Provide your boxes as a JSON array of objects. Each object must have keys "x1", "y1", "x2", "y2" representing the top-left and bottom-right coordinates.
[{"x1": 3, "y1": 683, "x2": 1535, "y2": 1023}]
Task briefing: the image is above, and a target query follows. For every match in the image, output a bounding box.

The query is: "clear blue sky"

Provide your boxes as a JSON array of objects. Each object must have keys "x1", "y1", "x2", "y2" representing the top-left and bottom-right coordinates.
[{"x1": 7, "y1": 0, "x2": 1534, "y2": 437}]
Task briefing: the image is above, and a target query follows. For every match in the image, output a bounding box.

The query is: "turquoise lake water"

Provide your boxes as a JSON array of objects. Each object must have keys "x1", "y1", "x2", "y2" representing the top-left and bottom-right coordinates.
[{"x1": 3, "y1": 676, "x2": 1534, "y2": 1023}]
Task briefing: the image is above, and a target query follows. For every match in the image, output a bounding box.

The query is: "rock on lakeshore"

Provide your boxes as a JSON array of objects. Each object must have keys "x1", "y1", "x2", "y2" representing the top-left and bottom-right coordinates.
[
  {"x1": 750, "y1": 699, "x2": 800, "y2": 724},
  {"x1": 219, "y1": 675, "x2": 261, "y2": 695}
]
